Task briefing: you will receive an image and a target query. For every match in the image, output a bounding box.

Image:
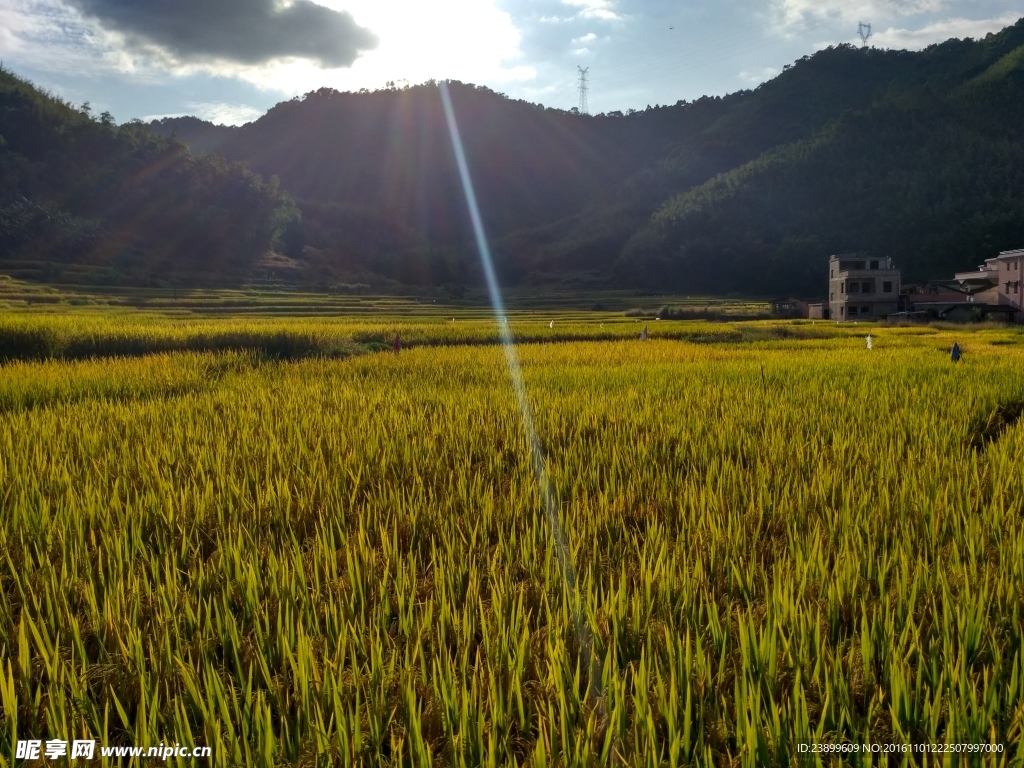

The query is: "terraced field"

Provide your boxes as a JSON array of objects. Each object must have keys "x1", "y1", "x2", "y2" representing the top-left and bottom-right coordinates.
[{"x1": 1, "y1": 303, "x2": 1022, "y2": 766}]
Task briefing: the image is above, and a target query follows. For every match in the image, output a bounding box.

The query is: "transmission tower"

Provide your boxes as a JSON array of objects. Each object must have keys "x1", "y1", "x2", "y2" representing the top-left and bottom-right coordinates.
[
  {"x1": 577, "y1": 66, "x2": 590, "y2": 115},
  {"x1": 857, "y1": 22, "x2": 872, "y2": 47}
]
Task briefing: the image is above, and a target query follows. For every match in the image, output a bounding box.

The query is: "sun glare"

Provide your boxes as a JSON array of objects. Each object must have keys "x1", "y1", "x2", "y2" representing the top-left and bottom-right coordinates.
[{"x1": 246, "y1": 0, "x2": 535, "y2": 97}]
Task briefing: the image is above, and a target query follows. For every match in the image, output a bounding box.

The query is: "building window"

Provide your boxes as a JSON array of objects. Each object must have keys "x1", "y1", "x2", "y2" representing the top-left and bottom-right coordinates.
[
  {"x1": 830, "y1": 270, "x2": 834, "y2": 278},
  {"x1": 854, "y1": 261, "x2": 865, "y2": 270},
  {"x1": 849, "y1": 283, "x2": 859, "y2": 294},
  {"x1": 841, "y1": 283, "x2": 846, "y2": 294},
  {"x1": 849, "y1": 306, "x2": 858, "y2": 317},
  {"x1": 862, "y1": 305, "x2": 870, "y2": 314},
  {"x1": 830, "y1": 293, "x2": 834, "y2": 300},
  {"x1": 862, "y1": 281, "x2": 872, "y2": 293},
  {"x1": 870, "y1": 260, "x2": 878, "y2": 269},
  {"x1": 883, "y1": 281, "x2": 893, "y2": 293}
]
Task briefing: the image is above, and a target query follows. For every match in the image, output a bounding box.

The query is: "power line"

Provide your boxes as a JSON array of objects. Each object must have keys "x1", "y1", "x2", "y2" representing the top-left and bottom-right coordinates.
[{"x1": 577, "y1": 66, "x2": 590, "y2": 115}]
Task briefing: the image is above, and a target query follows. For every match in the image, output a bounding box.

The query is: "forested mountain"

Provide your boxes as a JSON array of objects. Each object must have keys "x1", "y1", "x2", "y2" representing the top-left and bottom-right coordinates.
[
  {"x1": 149, "y1": 81, "x2": 739, "y2": 286},
  {"x1": 494, "y1": 20, "x2": 1024, "y2": 294},
  {"x1": 147, "y1": 117, "x2": 239, "y2": 156},
  {"x1": 610, "y1": 30, "x2": 1024, "y2": 293},
  {"x1": 0, "y1": 68, "x2": 296, "y2": 285},
  {"x1": 6, "y1": 16, "x2": 1024, "y2": 293}
]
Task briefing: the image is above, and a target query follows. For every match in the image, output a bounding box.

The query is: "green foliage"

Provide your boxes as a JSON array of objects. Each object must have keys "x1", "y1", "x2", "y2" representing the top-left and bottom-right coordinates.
[
  {"x1": 606, "y1": 22, "x2": 1024, "y2": 295},
  {"x1": 6, "y1": 18, "x2": 1024, "y2": 293},
  {"x1": 0, "y1": 197, "x2": 102, "y2": 253},
  {"x1": 0, "y1": 70, "x2": 297, "y2": 286}
]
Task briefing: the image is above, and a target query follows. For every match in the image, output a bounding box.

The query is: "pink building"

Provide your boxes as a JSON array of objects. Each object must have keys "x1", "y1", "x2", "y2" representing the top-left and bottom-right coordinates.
[{"x1": 954, "y1": 248, "x2": 1023, "y2": 319}]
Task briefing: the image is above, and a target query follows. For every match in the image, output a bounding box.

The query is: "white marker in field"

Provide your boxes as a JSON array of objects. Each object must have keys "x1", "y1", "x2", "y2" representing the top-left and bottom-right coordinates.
[{"x1": 866, "y1": 334, "x2": 873, "y2": 350}]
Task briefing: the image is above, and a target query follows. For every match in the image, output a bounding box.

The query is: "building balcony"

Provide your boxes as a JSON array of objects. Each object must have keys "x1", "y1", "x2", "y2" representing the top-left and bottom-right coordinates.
[
  {"x1": 954, "y1": 270, "x2": 998, "y2": 285},
  {"x1": 833, "y1": 268, "x2": 900, "y2": 279}
]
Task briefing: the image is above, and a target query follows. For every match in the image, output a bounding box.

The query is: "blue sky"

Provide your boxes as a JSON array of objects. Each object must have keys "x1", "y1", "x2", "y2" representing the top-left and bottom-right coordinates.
[{"x1": 1, "y1": 0, "x2": 1020, "y2": 124}]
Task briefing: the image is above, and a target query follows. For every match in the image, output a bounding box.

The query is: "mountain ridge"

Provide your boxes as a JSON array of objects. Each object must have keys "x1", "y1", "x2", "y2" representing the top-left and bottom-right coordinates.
[{"x1": 5, "y1": 18, "x2": 1024, "y2": 294}]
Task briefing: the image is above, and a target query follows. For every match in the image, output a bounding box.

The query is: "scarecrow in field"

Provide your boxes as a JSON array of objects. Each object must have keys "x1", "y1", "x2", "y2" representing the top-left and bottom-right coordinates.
[
  {"x1": 392, "y1": 333, "x2": 402, "y2": 354},
  {"x1": 951, "y1": 342, "x2": 961, "y2": 363},
  {"x1": 866, "y1": 334, "x2": 873, "y2": 350},
  {"x1": 640, "y1": 326, "x2": 648, "y2": 341}
]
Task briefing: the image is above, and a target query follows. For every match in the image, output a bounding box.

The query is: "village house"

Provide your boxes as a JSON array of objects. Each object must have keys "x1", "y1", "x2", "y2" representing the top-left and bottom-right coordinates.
[
  {"x1": 898, "y1": 249, "x2": 1023, "y2": 322},
  {"x1": 804, "y1": 250, "x2": 1023, "y2": 322},
  {"x1": 950, "y1": 248, "x2": 1023, "y2": 319},
  {"x1": 827, "y1": 255, "x2": 900, "y2": 321}
]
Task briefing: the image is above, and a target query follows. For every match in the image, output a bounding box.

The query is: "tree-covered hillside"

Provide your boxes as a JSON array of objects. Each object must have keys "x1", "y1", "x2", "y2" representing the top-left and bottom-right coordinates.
[
  {"x1": 0, "y1": 68, "x2": 297, "y2": 286},
  {"x1": 197, "y1": 81, "x2": 740, "y2": 287},
  {"x1": 147, "y1": 116, "x2": 239, "y2": 157},
  {"x1": 609, "y1": 26, "x2": 1024, "y2": 295},
  {"x1": 7, "y1": 16, "x2": 1024, "y2": 293}
]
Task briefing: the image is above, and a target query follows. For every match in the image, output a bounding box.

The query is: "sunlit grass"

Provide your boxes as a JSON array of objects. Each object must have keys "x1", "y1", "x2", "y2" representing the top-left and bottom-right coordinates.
[{"x1": 1, "y1": 313, "x2": 1022, "y2": 766}]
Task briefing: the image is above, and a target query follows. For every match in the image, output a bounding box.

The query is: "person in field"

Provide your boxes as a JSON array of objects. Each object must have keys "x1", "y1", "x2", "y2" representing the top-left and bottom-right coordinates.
[
  {"x1": 866, "y1": 334, "x2": 872, "y2": 350},
  {"x1": 951, "y1": 342, "x2": 961, "y2": 362},
  {"x1": 640, "y1": 326, "x2": 648, "y2": 341},
  {"x1": 392, "y1": 333, "x2": 401, "y2": 354}
]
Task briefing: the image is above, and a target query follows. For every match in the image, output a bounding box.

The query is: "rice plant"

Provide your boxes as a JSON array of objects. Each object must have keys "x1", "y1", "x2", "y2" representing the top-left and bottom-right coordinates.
[{"x1": 1, "y1": 316, "x2": 1022, "y2": 766}]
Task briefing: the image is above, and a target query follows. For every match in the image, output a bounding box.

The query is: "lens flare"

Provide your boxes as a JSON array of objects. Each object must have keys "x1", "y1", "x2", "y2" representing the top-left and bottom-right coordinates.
[{"x1": 439, "y1": 81, "x2": 598, "y2": 698}]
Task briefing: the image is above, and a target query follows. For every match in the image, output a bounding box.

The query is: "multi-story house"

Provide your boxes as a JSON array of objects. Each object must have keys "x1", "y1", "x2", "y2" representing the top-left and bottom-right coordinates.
[
  {"x1": 953, "y1": 249, "x2": 1023, "y2": 318},
  {"x1": 828, "y1": 255, "x2": 901, "y2": 321}
]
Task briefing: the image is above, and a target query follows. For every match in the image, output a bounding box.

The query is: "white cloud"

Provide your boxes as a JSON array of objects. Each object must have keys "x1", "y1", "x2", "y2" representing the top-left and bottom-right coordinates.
[
  {"x1": 489, "y1": 65, "x2": 538, "y2": 83},
  {"x1": 739, "y1": 66, "x2": 780, "y2": 85},
  {"x1": 185, "y1": 102, "x2": 264, "y2": 125},
  {"x1": 774, "y1": 0, "x2": 949, "y2": 27},
  {"x1": 561, "y1": 0, "x2": 622, "y2": 22},
  {"x1": 872, "y1": 13, "x2": 1021, "y2": 49},
  {"x1": 581, "y1": 8, "x2": 620, "y2": 20},
  {"x1": 0, "y1": 0, "x2": 535, "y2": 95},
  {"x1": 0, "y1": 0, "x2": 130, "y2": 76},
  {"x1": 519, "y1": 83, "x2": 560, "y2": 97},
  {"x1": 141, "y1": 103, "x2": 263, "y2": 125},
  {"x1": 573, "y1": 32, "x2": 597, "y2": 43},
  {"x1": 0, "y1": 3, "x2": 34, "y2": 53},
  {"x1": 572, "y1": 47, "x2": 592, "y2": 56},
  {"x1": 219, "y1": 0, "x2": 537, "y2": 95}
]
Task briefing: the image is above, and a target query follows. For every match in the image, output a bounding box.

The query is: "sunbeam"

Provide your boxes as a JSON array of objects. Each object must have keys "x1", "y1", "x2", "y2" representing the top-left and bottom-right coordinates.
[{"x1": 439, "y1": 80, "x2": 599, "y2": 700}]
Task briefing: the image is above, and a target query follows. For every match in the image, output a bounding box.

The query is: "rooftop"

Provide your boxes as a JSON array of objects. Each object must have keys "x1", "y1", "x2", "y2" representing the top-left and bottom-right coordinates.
[{"x1": 955, "y1": 269, "x2": 998, "y2": 283}]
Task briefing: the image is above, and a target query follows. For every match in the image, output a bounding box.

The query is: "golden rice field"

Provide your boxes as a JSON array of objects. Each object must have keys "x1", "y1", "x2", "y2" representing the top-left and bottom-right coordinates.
[{"x1": 1, "y1": 309, "x2": 1023, "y2": 766}]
